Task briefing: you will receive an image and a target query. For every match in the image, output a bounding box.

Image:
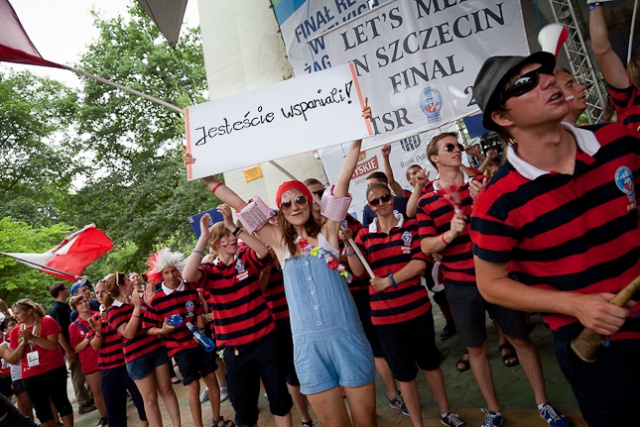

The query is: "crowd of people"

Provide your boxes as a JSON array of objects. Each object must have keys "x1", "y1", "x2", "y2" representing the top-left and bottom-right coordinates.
[{"x1": 2, "y1": 3, "x2": 640, "y2": 427}]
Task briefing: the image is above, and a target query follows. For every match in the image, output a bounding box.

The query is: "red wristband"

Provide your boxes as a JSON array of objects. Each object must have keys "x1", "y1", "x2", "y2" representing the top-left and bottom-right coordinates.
[
  {"x1": 211, "y1": 182, "x2": 222, "y2": 194},
  {"x1": 440, "y1": 233, "x2": 449, "y2": 245}
]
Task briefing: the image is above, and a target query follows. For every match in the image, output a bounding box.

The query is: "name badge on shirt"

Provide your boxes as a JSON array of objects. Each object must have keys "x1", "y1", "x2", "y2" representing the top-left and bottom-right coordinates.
[{"x1": 26, "y1": 350, "x2": 40, "y2": 368}]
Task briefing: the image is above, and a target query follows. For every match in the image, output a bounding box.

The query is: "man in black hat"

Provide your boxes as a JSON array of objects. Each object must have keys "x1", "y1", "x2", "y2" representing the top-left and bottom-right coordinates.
[{"x1": 471, "y1": 51, "x2": 640, "y2": 426}]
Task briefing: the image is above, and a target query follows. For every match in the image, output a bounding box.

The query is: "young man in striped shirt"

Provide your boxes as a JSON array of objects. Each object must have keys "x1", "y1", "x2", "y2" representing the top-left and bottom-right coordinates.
[
  {"x1": 416, "y1": 133, "x2": 566, "y2": 427},
  {"x1": 472, "y1": 51, "x2": 640, "y2": 426},
  {"x1": 182, "y1": 204, "x2": 293, "y2": 427}
]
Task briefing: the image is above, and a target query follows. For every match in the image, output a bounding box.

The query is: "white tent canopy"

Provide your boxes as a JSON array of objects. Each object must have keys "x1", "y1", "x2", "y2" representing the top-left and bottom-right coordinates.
[{"x1": 137, "y1": 0, "x2": 188, "y2": 48}]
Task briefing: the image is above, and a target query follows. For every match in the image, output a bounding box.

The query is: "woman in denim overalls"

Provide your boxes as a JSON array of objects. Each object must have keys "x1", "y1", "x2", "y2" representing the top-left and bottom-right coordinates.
[{"x1": 184, "y1": 106, "x2": 378, "y2": 427}]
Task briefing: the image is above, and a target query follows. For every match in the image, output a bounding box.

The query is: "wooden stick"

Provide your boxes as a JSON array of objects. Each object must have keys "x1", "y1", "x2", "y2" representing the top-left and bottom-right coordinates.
[{"x1": 570, "y1": 274, "x2": 640, "y2": 362}]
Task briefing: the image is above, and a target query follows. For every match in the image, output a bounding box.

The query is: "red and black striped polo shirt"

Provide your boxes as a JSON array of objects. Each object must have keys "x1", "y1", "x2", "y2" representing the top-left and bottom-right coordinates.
[
  {"x1": 143, "y1": 282, "x2": 203, "y2": 357},
  {"x1": 262, "y1": 266, "x2": 290, "y2": 321},
  {"x1": 354, "y1": 215, "x2": 430, "y2": 325},
  {"x1": 197, "y1": 248, "x2": 274, "y2": 347},
  {"x1": 106, "y1": 302, "x2": 164, "y2": 363},
  {"x1": 416, "y1": 180, "x2": 476, "y2": 287},
  {"x1": 607, "y1": 81, "x2": 640, "y2": 133},
  {"x1": 471, "y1": 123, "x2": 640, "y2": 337},
  {"x1": 88, "y1": 312, "x2": 125, "y2": 370}
]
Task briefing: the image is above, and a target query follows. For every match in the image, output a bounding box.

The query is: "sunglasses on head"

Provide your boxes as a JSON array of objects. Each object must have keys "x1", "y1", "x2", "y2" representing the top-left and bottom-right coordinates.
[
  {"x1": 280, "y1": 195, "x2": 308, "y2": 211},
  {"x1": 441, "y1": 143, "x2": 464, "y2": 152},
  {"x1": 368, "y1": 193, "x2": 392, "y2": 207},
  {"x1": 312, "y1": 188, "x2": 325, "y2": 199},
  {"x1": 502, "y1": 64, "x2": 555, "y2": 101}
]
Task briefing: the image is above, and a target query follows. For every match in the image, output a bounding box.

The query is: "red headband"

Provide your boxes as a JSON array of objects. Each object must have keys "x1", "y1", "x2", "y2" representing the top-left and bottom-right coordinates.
[{"x1": 276, "y1": 180, "x2": 314, "y2": 209}]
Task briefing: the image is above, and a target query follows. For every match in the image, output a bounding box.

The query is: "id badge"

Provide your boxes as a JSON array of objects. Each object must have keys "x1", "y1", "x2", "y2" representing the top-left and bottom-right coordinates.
[{"x1": 27, "y1": 350, "x2": 40, "y2": 368}]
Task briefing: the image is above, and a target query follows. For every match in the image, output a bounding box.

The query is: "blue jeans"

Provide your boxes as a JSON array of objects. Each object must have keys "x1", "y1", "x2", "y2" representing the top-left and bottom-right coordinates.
[{"x1": 101, "y1": 366, "x2": 147, "y2": 427}]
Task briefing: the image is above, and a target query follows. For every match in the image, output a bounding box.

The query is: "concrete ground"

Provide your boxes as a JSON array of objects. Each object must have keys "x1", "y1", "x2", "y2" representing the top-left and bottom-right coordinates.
[{"x1": 69, "y1": 309, "x2": 586, "y2": 427}]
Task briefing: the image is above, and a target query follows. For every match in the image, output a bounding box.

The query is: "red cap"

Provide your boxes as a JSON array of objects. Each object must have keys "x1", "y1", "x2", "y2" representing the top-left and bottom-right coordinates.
[{"x1": 275, "y1": 180, "x2": 313, "y2": 209}]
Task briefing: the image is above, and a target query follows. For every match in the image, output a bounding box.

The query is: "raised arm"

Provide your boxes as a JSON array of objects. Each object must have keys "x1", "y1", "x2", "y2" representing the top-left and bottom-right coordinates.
[
  {"x1": 219, "y1": 203, "x2": 270, "y2": 259},
  {"x1": 405, "y1": 171, "x2": 429, "y2": 218},
  {"x1": 183, "y1": 214, "x2": 214, "y2": 283},
  {"x1": 334, "y1": 101, "x2": 371, "y2": 198},
  {"x1": 183, "y1": 155, "x2": 281, "y2": 249},
  {"x1": 589, "y1": 3, "x2": 629, "y2": 89},
  {"x1": 381, "y1": 144, "x2": 404, "y2": 196}
]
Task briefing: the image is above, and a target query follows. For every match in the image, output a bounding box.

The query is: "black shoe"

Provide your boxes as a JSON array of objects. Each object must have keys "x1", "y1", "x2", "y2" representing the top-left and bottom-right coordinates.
[
  {"x1": 79, "y1": 404, "x2": 97, "y2": 414},
  {"x1": 440, "y1": 321, "x2": 456, "y2": 339},
  {"x1": 97, "y1": 416, "x2": 108, "y2": 427}
]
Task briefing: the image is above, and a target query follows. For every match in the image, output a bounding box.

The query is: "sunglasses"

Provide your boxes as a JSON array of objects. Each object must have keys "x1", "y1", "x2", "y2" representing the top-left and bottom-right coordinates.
[
  {"x1": 441, "y1": 143, "x2": 464, "y2": 152},
  {"x1": 502, "y1": 65, "x2": 555, "y2": 101},
  {"x1": 280, "y1": 195, "x2": 308, "y2": 211},
  {"x1": 368, "y1": 193, "x2": 392, "y2": 207},
  {"x1": 312, "y1": 188, "x2": 325, "y2": 199}
]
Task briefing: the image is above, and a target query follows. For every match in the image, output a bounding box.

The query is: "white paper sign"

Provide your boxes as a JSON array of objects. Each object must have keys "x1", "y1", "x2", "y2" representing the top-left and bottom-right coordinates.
[
  {"x1": 185, "y1": 63, "x2": 372, "y2": 179},
  {"x1": 322, "y1": 0, "x2": 528, "y2": 149}
]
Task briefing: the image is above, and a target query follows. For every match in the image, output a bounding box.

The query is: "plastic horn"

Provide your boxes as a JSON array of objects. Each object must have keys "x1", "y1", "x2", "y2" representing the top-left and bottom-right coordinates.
[
  {"x1": 570, "y1": 274, "x2": 640, "y2": 362},
  {"x1": 538, "y1": 23, "x2": 569, "y2": 58}
]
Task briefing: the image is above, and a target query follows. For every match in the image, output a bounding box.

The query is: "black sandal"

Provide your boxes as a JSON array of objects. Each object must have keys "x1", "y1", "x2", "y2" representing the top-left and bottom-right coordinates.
[
  {"x1": 214, "y1": 416, "x2": 236, "y2": 427},
  {"x1": 499, "y1": 342, "x2": 519, "y2": 367},
  {"x1": 455, "y1": 351, "x2": 470, "y2": 372}
]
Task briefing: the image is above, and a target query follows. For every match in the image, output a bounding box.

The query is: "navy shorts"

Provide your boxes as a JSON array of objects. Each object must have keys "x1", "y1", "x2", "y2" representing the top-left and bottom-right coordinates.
[
  {"x1": 375, "y1": 310, "x2": 441, "y2": 382},
  {"x1": 126, "y1": 347, "x2": 170, "y2": 381},
  {"x1": 352, "y1": 289, "x2": 383, "y2": 357},
  {"x1": 223, "y1": 333, "x2": 292, "y2": 427},
  {"x1": 11, "y1": 379, "x2": 25, "y2": 395},
  {"x1": 0, "y1": 376, "x2": 13, "y2": 397},
  {"x1": 554, "y1": 325, "x2": 640, "y2": 426},
  {"x1": 446, "y1": 284, "x2": 530, "y2": 348},
  {"x1": 274, "y1": 318, "x2": 299, "y2": 386},
  {"x1": 174, "y1": 345, "x2": 217, "y2": 385}
]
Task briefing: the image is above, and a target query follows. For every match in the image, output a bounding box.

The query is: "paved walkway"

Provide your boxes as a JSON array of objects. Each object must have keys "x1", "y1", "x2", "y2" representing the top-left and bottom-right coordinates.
[{"x1": 70, "y1": 310, "x2": 586, "y2": 427}]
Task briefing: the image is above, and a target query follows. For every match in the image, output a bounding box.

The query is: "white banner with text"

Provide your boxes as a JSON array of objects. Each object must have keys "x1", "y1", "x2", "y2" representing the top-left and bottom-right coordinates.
[{"x1": 322, "y1": 0, "x2": 528, "y2": 149}]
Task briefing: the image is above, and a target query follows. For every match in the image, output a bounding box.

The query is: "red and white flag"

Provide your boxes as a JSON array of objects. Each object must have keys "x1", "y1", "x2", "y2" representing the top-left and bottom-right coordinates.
[
  {"x1": 1, "y1": 224, "x2": 113, "y2": 281},
  {"x1": 0, "y1": 0, "x2": 62, "y2": 68}
]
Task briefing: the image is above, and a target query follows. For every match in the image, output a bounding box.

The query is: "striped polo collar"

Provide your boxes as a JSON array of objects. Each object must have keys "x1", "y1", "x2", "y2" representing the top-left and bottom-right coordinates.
[
  {"x1": 161, "y1": 281, "x2": 185, "y2": 295},
  {"x1": 508, "y1": 122, "x2": 601, "y2": 180},
  {"x1": 369, "y1": 212, "x2": 404, "y2": 233}
]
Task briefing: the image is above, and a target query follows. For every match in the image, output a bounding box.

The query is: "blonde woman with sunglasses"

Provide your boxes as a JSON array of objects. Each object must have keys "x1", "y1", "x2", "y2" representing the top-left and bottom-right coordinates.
[
  {"x1": 5, "y1": 299, "x2": 73, "y2": 427},
  {"x1": 184, "y1": 104, "x2": 378, "y2": 427}
]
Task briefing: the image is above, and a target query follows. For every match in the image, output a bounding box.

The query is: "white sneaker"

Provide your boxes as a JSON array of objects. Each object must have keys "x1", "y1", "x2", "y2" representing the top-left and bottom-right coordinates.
[
  {"x1": 199, "y1": 386, "x2": 210, "y2": 403},
  {"x1": 220, "y1": 386, "x2": 229, "y2": 402}
]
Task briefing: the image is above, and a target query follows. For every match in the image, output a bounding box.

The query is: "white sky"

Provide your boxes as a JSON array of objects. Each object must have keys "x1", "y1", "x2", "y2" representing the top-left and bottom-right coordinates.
[{"x1": 2, "y1": 0, "x2": 200, "y2": 86}]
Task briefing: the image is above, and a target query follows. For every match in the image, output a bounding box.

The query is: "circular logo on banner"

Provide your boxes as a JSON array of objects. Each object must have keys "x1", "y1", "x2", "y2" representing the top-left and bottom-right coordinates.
[{"x1": 419, "y1": 87, "x2": 443, "y2": 123}]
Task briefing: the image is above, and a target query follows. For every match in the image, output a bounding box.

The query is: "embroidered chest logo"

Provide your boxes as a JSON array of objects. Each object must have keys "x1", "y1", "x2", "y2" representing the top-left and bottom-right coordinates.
[
  {"x1": 185, "y1": 301, "x2": 195, "y2": 318},
  {"x1": 614, "y1": 166, "x2": 636, "y2": 211},
  {"x1": 401, "y1": 231, "x2": 412, "y2": 254},
  {"x1": 235, "y1": 259, "x2": 248, "y2": 281}
]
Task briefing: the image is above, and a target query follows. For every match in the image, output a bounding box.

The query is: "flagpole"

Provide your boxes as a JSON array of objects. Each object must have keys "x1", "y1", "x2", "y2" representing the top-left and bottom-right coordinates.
[
  {"x1": 62, "y1": 65, "x2": 185, "y2": 114},
  {"x1": 0, "y1": 253, "x2": 81, "y2": 281}
]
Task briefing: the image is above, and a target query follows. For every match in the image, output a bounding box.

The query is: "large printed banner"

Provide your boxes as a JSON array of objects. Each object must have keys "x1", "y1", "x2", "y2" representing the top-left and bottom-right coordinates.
[
  {"x1": 185, "y1": 63, "x2": 371, "y2": 179},
  {"x1": 271, "y1": 0, "x2": 387, "y2": 76},
  {"x1": 322, "y1": 0, "x2": 528, "y2": 148}
]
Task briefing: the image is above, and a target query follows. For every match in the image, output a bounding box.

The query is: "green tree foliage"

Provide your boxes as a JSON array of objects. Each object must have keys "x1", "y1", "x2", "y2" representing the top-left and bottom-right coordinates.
[
  {"x1": 2, "y1": 4, "x2": 220, "y2": 297},
  {"x1": 0, "y1": 71, "x2": 79, "y2": 225},
  {"x1": 0, "y1": 218, "x2": 74, "y2": 308},
  {"x1": 68, "y1": 4, "x2": 219, "y2": 271}
]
